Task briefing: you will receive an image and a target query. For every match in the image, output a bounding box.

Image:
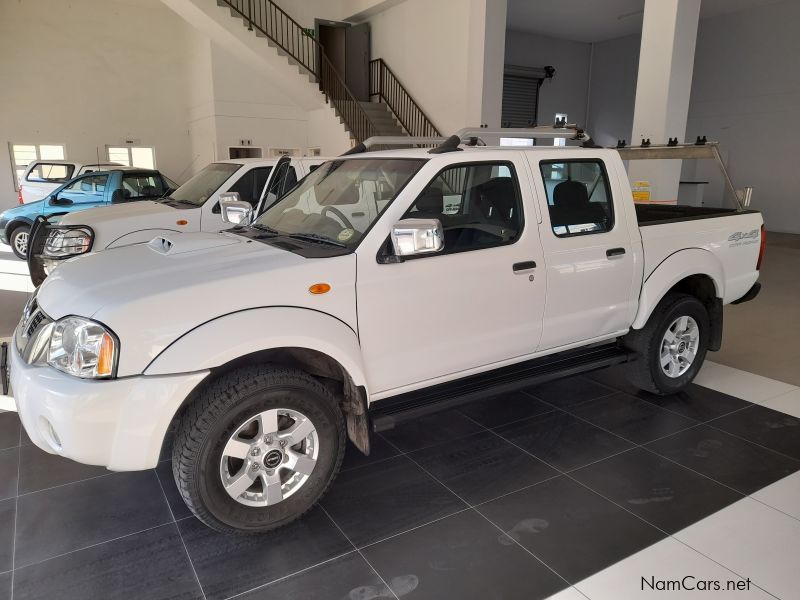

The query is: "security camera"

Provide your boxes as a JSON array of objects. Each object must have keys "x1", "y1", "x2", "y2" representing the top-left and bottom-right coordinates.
[{"x1": 544, "y1": 65, "x2": 556, "y2": 79}]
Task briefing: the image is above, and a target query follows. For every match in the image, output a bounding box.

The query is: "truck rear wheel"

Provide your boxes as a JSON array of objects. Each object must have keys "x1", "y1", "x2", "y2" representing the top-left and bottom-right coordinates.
[
  {"x1": 623, "y1": 293, "x2": 709, "y2": 395},
  {"x1": 173, "y1": 364, "x2": 346, "y2": 534}
]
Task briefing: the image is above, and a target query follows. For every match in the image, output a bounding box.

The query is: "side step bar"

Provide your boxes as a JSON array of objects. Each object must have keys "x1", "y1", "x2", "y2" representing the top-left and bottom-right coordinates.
[{"x1": 370, "y1": 344, "x2": 634, "y2": 432}]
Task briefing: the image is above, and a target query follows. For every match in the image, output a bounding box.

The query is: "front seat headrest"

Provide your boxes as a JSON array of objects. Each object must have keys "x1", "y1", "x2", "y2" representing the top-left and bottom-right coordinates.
[
  {"x1": 553, "y1": 180, "x2": 589, "y2": 208},
  {"x1": 415, "y1": 186, "x2": 444, "y2": 214}
]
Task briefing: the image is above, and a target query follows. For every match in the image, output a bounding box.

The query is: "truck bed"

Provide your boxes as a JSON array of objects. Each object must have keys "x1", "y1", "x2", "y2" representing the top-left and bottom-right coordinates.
[{"x1": 634, "y1": 203, "x2": 758, "y2": 226}]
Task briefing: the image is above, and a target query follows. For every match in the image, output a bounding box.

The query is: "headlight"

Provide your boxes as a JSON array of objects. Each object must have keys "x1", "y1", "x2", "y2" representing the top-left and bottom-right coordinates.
[
  {"x1": 48, "y1": 316, "x2": 118, "y2": 378},
  {"x1": 43, "y1": 227, "x2": 93, "y2": 258}
]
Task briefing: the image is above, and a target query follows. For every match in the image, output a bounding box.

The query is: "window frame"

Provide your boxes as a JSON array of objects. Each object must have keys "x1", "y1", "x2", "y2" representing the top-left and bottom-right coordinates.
[
  {"x1": 24, "y1": 162, "x2": 75, "y2": 184},
  {"x1": 387, "y1": 159, "x2": 527, "y2": 261},
  {"x1": 538, "y1": 158, "x2": 615, "y2": 239},
  {"x1": 105, "y1": 145, "x2": 156, "y2": 169}
]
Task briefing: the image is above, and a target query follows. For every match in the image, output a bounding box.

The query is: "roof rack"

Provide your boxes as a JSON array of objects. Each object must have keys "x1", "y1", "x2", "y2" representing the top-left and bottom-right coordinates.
[{"x1": 353, "y1": 123, "x2": 592, "y2": 153}]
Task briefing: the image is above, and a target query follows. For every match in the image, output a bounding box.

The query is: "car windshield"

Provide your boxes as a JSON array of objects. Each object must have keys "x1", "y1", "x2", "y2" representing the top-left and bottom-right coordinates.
[
  {"x1": 166, "y1": 163, "x2": 241, "y2": 206},
  {"x1": 252, "y1": 158, "x2": 424, "y2": 248}
]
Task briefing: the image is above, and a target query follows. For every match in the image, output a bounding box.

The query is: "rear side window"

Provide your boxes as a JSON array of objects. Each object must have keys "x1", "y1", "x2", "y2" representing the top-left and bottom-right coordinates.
[
  {"x1": 26, "y1": 163, "x2": 74, "y2": 183},
  {"x1": 404, "y1": 161, "x2": 523, "y2": 255},
  {"x1": 540, "y1": 159, "x2": 614, "y2": 237},
  {"x1": 122, "y1": 174, "x2": 167, "y2": 199}
]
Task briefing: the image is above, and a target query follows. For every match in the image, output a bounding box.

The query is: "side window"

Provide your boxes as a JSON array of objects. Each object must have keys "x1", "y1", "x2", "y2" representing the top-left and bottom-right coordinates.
[
  {"x1": 266, "y1": 165, "x2": 297, "y2": 199},
  {"x1": 63, "y1": 175, "x2": 109, "y2": 199},
  {"x1": 403, "y1": 162, "x2": 523, "y2": 254},
  {"x1": 228, "y1": 167, "x2": 272, "y2": 208},
  {"x1": 539, "y1": 160, "x2": 614, "y2": 237},
  {"x1": 122, "y1": 174, "x2": 166, "y2": 199},
  {"x1": 26, "y1": 163, "x2": 74, "y2": 183}
]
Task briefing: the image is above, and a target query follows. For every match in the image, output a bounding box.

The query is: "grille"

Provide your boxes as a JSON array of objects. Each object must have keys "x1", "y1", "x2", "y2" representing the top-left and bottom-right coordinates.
[{"x1": 25, "y1": 311, "x2": 45, "y2": 338}]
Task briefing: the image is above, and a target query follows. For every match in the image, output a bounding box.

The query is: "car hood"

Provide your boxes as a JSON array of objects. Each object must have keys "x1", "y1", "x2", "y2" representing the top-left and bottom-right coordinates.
[
  {"x1": 1, "y1": 199, "x2": 44, "y2": 220},
  {"x1": 36, "y1": 231, "x2": 357, "y2": 376}
]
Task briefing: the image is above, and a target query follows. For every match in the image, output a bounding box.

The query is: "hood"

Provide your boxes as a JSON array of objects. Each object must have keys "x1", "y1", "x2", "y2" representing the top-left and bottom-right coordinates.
[
  {"x1": 36, "y1": 231, "x2": 357, "y2": 376},
  {"x1": 2, "y1": 199, "x2": 45, "y2": 219},
  {"x1": 57, "y1": 201, "x2": 195, "y2": 248}
]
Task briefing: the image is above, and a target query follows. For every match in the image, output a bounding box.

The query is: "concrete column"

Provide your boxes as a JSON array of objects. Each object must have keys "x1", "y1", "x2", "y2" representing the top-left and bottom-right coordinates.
[
  {"x1": 629, "y1": 0, "x2": 700, "y2": 203},
  {"x1": 466, "y1": 0, "x2": 507, "y2": 139}
]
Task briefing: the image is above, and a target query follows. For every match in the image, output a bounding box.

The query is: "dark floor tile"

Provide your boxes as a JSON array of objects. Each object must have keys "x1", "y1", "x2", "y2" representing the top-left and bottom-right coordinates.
[
  {"x1": 178, "y1": 508, "x2": 351, "y2": 600},
  {"x1": 0, "y1": 499, "x2": 15, "y2": 573},
  {"x1": 15, "y1": 470, "x2": 172, "y2": 567},
  {"x1": 341, "y1": 435, "x2": 400, "y2": 472},
  {"x1": 646, "y1": 425, "x2": 800, "y2": 494},
  {"x1": 13, "y1": 523, "x2": 202, "y2": 600},
  {"x1": 380, "y1": 409, "x2": 484, "y2": 452},
  {"x1": 19, "y1": 427, "x2": 32, "y2": 447},
  {"x1": 526, "y1": 375, "x2": 615, "y2": 409},
  {"x1": 411, "y1": 431, "x2": 559, "y2": 505},
  {"x1": 155, "y1": 460, "x2": 191, "y2": 520},
  {"x1": 363, "y1": 509, "x2": 567, "y2": 600},
  {"x1": 477, "y1": 476, "x2": 663, "y2": 584},
  {"x1": 711, "y1": 404, "x2": 800, "y2": 460},
  {"x1": 0, "y1": 448, "x2": 18, "y2": 501},
  {"x1": 636, "y1": 385, "x2": 753, "y2": 422},
  {"x1": 0, "y1": 572, "x2": 10, "y2": 600},
  {"x1": 459, "y1": 390, "x2": 555, "y2": 428},
  {"x1": 0, "y1": 413, "x2": 20, "y2": 451},
  {"x1": 585, "y1": 365, "x2": 642, "y2": 395},
  {"x1": 240, "y1": 551, "x2": 386, "y2": 600},
  {"x1": 17, "y1": 444, "x2": 107, "y2": 494},
  {"x1": 569, "y1": 392, "x2": 697, "y2": 444},
  {"x1": 495, "y1": 411, "x2": 633, "y2": 471},
  {"x1": 322, "y1": 455, "x2": 465, "y2": 547},
  {"x1": 571, "y1": 447, "x2": 742, "y2": 533}
]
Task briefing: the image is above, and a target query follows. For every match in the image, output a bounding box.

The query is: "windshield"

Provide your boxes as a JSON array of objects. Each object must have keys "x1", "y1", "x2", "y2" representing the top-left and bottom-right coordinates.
[
  {"x1": 167, "y1": 163, "x2": 241, "y2": 206},
  {"x1": 252, "y1": 158, "x2": 424, "y2": 248}
]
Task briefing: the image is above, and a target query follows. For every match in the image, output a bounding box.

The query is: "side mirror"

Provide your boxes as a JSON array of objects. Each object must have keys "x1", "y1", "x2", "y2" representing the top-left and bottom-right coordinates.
[
  {"x1": 219, "y1": 192, "x2": 253, "y2": 225},
  {"x1": 49, "y1": 195, "x2": 73, "y2": 207},
  {"x1": 390, "y1": 218, "x2": 443, "y2": 257}
]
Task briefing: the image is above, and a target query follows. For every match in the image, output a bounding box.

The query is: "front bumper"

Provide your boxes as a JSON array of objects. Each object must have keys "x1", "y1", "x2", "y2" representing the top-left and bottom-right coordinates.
[{"x1": 10, "y1": 343, "x2": 209, "y2": 471}]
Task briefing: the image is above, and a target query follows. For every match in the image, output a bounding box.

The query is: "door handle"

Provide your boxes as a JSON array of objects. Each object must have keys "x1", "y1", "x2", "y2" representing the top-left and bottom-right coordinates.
[
  {"x1": 352, "y1": 211, "x2": 365, "y2": 217},
  {"x1": 513, "y1": 261, "x2": 537, "y2": 272},
  {"x1": 606, "y1": 248, "x2": 626, "y2": 258}
]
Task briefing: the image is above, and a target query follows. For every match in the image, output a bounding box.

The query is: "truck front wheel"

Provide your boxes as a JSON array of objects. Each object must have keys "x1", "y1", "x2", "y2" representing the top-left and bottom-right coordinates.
[
  {"x1": 623, "y1": 293, "x2": 710, "y2": 395},
  {"x1": 173, "y1": 365, "x2": 346, "y2": 534}
]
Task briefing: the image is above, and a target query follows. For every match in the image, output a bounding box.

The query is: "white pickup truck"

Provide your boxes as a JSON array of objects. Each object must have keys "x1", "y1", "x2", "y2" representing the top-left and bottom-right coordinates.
[
  {"x1": 26, "y1": 156, "x2": 327, "y2": 283},
  {"x1": 9, "y1": 127, "x2": 764, "y2": 534}
]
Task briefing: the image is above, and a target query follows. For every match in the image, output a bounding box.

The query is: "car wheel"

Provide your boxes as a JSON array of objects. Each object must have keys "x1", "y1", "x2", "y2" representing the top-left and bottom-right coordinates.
[
  {"x1": 10, "y1": 225, "x2": 30, "y2": 259},
  {"x1": 173, "y1": 364, "x2": 346, "y2": 534},
  {"x1": 623, "y1": 293, "x2": 709, "y2": 395}
]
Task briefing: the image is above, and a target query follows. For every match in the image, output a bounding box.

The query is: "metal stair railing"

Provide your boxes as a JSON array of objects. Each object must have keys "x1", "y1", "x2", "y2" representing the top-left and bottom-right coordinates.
[{"x1": 369, "y1": 58, "x2": 441, "y2": 138}]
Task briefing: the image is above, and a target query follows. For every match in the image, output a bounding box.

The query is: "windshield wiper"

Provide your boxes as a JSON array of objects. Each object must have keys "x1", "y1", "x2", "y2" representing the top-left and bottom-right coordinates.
[
  {"x1": 252, "y1": 224, "x2": 281, "y2": 236},
  {"x1": 285, "y1": 232, "x2": 347, "y2": 248}
]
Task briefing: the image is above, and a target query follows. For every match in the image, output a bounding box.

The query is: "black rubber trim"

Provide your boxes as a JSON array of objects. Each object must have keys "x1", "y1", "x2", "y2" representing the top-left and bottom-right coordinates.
[
  {"x1": 731, "y1": 282, "x2": 761, "y2": 305},
  {"x1": 369, "y1": 343, "x2": 633, "y2": 432}
]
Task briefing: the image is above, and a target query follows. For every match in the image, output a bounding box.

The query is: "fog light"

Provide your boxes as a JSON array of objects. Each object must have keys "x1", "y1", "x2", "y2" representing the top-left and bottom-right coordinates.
[{"x1": 39, "y1": 417, "x2": 62, "y2": 452}]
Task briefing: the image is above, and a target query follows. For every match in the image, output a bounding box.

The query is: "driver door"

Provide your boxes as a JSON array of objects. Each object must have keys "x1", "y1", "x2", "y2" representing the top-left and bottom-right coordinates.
[
  {"x1": 50, "y1": 174, "x2": 110, "y2": 212},
  {"x1": 356, "y1": 156, "x2": 547, "y2": 396},
  {"x1": 254, "y1": 156, "x2": 294, "y2": 217}
]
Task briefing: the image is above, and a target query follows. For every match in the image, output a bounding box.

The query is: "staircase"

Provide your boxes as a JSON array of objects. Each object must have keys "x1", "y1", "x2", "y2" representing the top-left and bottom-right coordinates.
[{"x1": 211, "y1": 0, "x2": 439, "y2": 143}]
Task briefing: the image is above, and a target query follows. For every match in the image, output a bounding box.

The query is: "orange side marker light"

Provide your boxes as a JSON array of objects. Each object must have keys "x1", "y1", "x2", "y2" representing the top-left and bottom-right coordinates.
[
  {"x1": 309, "y1": 283, "x2": 331, "y2": 295},
  {"x1": 176, "y1": 219, "x2": 188, "y2": 226}
]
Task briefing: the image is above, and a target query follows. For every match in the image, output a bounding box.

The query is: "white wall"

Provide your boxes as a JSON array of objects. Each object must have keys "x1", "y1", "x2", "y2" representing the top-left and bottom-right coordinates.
[
  {"x1": 368, "y1": 0, "x2": 472, "y2": 135},
  {"x1": 0, "y1": 0, "x2": 198, "y2": 209},
  {"x1": 504, "y1": 30, "x2": 591, "y2": 128}
]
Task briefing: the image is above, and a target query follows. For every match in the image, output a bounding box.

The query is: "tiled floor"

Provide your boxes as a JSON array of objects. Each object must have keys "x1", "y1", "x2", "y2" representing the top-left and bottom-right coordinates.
[{"x1": 0, "y1": 365, "x2": 799, "y2": 599}]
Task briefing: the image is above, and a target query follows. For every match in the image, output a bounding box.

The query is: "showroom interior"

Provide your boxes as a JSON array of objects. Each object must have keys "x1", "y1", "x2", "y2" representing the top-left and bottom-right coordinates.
[{"x1": 0, "y1": 0, "x2": 799, "y2": 598}]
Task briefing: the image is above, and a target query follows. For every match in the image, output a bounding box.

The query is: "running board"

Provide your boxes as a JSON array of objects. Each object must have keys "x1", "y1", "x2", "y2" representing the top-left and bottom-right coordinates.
[{"x1": 369, "y1": 344, "x2": 634, "y2": 432}]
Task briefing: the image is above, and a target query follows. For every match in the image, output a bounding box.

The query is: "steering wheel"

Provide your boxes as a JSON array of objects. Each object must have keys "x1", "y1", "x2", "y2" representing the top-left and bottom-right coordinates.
[{"x1": 321, "y1": 206, "x2": 354, "y2": 230}]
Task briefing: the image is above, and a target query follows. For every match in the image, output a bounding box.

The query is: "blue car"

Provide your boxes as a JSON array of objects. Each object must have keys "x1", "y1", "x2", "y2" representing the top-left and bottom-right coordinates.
[{"x1": 1, "y1": 167, "x2": 177, "y2": 258}]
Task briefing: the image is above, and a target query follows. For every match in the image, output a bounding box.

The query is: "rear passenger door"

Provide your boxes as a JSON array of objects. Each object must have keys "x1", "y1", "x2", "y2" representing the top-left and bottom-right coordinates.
[
  {"x1": 357, "y1": 156, "x2": 547, "y2": 395},
  {"x1": 531, "y1": 155, "x2": 638, "y2": 350}
]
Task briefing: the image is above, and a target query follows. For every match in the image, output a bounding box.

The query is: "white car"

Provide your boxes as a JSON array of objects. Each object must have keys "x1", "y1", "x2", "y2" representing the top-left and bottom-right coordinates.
[
  {"x1": 18, "y1": 160, "x2": 123, "y2": 204},
  {"x1": 27, "y1": 156, "x2": 328, "y2": 283},
  {"x1": 9, "y1": 127, "x2": 764, "y2": 534}
]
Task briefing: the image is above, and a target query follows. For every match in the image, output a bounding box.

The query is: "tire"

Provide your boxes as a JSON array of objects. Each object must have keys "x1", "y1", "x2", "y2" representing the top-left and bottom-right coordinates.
[
  {"x1": 623, "y1": 293, "x2": 709, "y2": 395},
  {"x1": 10, "y1": 225, "x2": 30, "y2": 260},
  {"x1": 173, "y1": 364, "x2": 346, "y2": 534}
]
